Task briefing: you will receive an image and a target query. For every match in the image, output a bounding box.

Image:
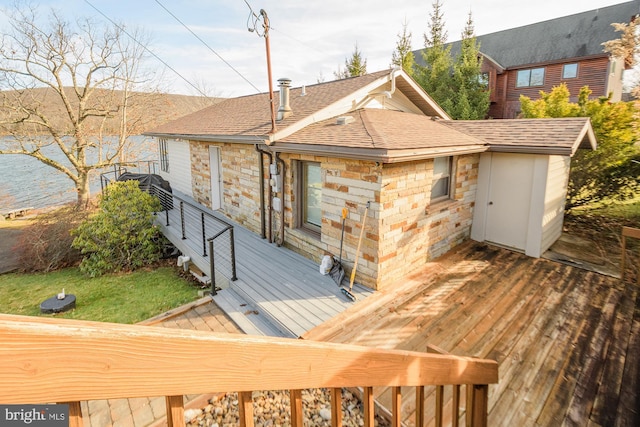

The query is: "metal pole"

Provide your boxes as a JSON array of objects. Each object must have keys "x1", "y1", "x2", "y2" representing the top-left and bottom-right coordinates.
[
  {"x1": 230, "y1": 228, "x2": 237, "y2": 281},
  {"x1": 209, "y1": 239, "x2": 216, "y2": 296},
  {"x1": 201, "y1": 212, "x2": 207, "y2": 257},
  {"x1": 180, "y1": 202, "x2": 186, "y2": 240}
]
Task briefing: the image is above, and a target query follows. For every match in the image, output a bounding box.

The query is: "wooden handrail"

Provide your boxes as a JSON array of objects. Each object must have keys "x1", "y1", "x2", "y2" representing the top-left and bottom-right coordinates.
[{"x1": 0, "y1": 314, "x2": 498, "y2": 425}]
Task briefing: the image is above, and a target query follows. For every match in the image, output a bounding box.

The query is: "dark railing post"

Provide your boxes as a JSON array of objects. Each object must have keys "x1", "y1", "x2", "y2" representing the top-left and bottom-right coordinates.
[
  {"x1": 201, "y1": 213, "x2": 207, "y2": 257},
  {"x1": 229, "y1": 228, "x2": 237, "y2": 281},
  {"x1": 209, "y1": 239, "x2": 216, "y2": 296},
  {"x1": 180, "y1": 202, "x2": 186, "y2": 240},
  {"x1": 165, "y1": 208, "x2": 169, "y2": 226}
]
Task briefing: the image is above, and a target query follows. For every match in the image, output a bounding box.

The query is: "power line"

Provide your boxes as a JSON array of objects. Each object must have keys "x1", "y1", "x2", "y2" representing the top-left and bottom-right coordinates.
[
  {"x1": 154, "y1": 0, "x2": 261, "y2": 93},
  {"x1": 83, "y1": 0, "x2": 211, "y2": 98}
]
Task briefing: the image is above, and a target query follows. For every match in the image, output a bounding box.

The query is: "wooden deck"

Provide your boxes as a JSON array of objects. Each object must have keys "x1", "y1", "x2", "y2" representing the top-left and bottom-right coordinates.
[
  {"x1": 303, "y1": 240, "x2": 640, "y2": 426},
  {"x1": 156, "y1": 199, "x2": 373, "y2": 338}
]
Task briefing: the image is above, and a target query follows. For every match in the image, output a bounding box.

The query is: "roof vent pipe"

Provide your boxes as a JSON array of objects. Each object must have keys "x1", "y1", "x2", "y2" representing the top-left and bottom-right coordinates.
[{"x1": 277, "y1": 78, "x2": 292, "y2": 121}]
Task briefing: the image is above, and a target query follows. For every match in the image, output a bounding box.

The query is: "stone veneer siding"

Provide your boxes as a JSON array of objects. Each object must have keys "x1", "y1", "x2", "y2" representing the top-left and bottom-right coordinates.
[{"x1": 189, "y1": 140, "x2": 479, "y2": 291}]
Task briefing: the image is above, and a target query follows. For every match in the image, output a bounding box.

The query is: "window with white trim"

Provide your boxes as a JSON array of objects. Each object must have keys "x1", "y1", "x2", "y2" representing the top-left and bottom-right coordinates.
[
  {"x1": 431, "y1": 156, "x2": 454, "y2": 201},
  {"x1": 158, "y1": 138, "x2": 169, "y2": 172}
]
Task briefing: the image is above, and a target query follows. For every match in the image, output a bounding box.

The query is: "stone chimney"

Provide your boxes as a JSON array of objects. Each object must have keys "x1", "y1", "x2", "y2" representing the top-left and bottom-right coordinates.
[{"x1": 277, "y1": 78, "x2": 292, "y2": 121}]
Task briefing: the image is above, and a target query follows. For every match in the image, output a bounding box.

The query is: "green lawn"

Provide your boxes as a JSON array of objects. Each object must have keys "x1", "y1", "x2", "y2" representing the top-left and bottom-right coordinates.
[
  {"x1": 0, "y1": 265, "x2": 201, "y2": 323},
  {"x1": 572, "y1": 197, "x2": 640, "y2": 223}
]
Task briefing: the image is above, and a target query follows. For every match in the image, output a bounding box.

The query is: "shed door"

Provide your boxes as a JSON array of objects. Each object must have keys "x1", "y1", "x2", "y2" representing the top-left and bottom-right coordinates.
[
  {"x1": 484, "y1": 153, "x2": 534, "y2": 251},
  {"x1": 209, "y1": 146, "x2": 222, "y2": 210}
]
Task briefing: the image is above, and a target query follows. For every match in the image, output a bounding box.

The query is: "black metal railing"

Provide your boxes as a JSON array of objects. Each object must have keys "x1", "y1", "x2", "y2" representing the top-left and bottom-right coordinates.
[
  {"x1": 99, "y1": 161, "x2": 159, "y2": 192},
  {"x1": 151, "y1": 185, "x2": 237, "y2": 295}
]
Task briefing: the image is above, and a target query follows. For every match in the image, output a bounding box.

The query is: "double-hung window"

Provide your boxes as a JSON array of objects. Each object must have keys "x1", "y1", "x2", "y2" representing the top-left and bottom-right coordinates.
[
  {"x1": 158, "y1": 138, "x2": 169, "y2": 172},
  {"x1": 431, "y1": 157, "x2": 453, "y2": 201},
  {"x1": 299, "y1": 162, "x2": 322, "y2": 234}
]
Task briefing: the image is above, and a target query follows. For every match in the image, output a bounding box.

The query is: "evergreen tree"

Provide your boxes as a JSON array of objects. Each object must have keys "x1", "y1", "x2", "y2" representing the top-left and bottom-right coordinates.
[
  {"x1": 450, "y1": 12, "x2": 490, "y2": 119},
  {"x1": 391, "y1": 20, "x2": 415, "y2": 74},
  {"x1": 334, "y1": 43, "x2": 367, "y2": 79},
  {"x1": 415, "y1": 0, "x2": 454, "y2": 115}
]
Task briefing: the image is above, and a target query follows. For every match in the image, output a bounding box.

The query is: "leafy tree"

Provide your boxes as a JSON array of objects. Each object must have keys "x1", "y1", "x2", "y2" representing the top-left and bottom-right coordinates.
[
  {"x1": 334, "y1": 43, "x2": 367, "y2": 79},
  {"x1": 450, "y1": 12, "x2": 489, "y2": 119},
  {"x1": 520, "y1": 84, "x2": 640, "y2": 208},
  {"x1": 415, "y1": 0, "x2": 454, "y2": 114},
  {"x1": 391, "y1": 20, "x2": 415, "y2": 74},
  {"x1": 0, "y1": 4, "x2": 157, "y2": 208},
  {"x1": 72, "y1": 180, "x2": 162, "y2": 277}
]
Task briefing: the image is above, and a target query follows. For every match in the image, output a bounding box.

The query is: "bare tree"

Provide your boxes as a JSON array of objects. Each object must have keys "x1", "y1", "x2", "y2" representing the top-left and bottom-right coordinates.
[{"x1": 0, "y1": 4, "x2": 158, "y2": 207}]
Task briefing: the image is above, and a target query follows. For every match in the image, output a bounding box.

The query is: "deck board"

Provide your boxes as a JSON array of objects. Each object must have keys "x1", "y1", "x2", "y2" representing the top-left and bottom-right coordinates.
[
  {"x1": 302, "y1": 240, "x2": 640, "y2": 426},
  {"x1": 157, "y1": 201, "x2": 373, "y2": 338}
]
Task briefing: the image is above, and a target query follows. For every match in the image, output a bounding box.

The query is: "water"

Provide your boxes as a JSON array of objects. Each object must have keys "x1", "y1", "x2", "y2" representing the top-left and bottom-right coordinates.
[{"x1": 0, "y1": 136, "x2": 157, "y2": 211}]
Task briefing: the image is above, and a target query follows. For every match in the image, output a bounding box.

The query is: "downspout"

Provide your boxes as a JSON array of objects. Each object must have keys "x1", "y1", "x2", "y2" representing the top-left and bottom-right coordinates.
[
  {"x1": 275, "y1": 152, "x2": 286, "y2": 247},
  {"x1": 254, "y1": 145, "x2": 267, "y2": 239},
  {"x1": 256, "y1": 145, "x2": 273, "y2": 243}
]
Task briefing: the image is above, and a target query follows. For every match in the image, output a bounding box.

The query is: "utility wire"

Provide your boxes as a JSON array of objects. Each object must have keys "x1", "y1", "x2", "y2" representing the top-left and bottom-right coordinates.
[
  {"x1": 154, "y1": 0, "x2": 261, "y2": 93},
  {"x1": 83, "y1": 0, "x2": 211, "y2": 97}
]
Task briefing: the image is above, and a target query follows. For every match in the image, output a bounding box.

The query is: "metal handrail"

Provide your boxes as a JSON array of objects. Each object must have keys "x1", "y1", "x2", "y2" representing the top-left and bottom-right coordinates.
[{"x1": 151, "y1": 184, "x2": 237, "y2": 295}]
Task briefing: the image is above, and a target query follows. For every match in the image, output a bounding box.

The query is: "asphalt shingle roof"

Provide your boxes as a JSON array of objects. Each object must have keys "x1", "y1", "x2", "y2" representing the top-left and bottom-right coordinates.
[{"x1": 416, "y1": 1, "x2": 640, "y2": 69}]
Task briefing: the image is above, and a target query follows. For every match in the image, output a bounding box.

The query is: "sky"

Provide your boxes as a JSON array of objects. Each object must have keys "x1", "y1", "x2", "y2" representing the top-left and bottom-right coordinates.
[{"x1": 0, "y1": 0, "x2": 632, "y2": 97}]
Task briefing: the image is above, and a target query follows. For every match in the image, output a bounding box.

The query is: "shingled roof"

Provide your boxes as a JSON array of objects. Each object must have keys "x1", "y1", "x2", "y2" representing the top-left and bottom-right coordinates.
[
  {"x1": 417, "y1": 1, "x2": 640, "y2": 69},
  {"x1": 445, "y1": 118, "x2": 597, "y2": 156}
]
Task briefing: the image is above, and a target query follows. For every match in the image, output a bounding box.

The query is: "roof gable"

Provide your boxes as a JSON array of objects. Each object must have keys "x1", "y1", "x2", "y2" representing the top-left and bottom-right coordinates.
[
  {"x1": 418, "y1": 1, "x2": 640, "y2": 69},
  {"x1": 146, "y1": 69, "x2": 449, "y2": 143}
]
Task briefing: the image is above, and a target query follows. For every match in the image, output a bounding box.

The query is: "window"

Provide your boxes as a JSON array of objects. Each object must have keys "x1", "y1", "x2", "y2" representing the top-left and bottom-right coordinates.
[
  {"x1": 431, "y1": 157, "x2": 454, "y2": 201},
  {"x1": 158, "y1": 138, "x2": 169, "y2": 172},
  {"x1": 562, "y1": 63, "x2": 578, "y2": 79},
  {"x1": 478, "y1": 72, "x2": 489, "y2": 89},
  {"x1": 516, "y1": 68, "x2": 545, "y2": 87},
  {"x1": 299, "y1": 162, "x2": 322, "y2": 233}
]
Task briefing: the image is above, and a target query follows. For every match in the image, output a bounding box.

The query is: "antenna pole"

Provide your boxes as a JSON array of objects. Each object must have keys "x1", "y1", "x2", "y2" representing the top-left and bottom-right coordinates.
[{"x1": 261, "y1": 9, "x2": 277, "y2": 134}]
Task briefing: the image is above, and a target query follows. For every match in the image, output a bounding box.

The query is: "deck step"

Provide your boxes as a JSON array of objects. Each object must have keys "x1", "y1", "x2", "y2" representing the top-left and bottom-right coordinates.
[{"x1": 212, "y1": 288, "x2": 289, "y2": 338}]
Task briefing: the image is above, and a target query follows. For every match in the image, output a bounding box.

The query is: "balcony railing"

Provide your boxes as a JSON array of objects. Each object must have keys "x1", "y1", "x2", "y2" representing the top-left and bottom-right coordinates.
[{"x1": 0, "y1": 314, "x2": 498, "y2": 427}]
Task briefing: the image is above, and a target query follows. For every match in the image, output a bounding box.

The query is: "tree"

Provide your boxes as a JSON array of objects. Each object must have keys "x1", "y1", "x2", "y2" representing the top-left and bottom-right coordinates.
[
  {"x1": 415, "y1": 0, "x2": 454, "y2": 114},
  {"x1": 72, "y1": 180, "x2": 162, "y2": 277},
  {"x1": 520, "y1": 84, "x2": 640, "y2": 208},
  {"x1": 334, "y1": 43, "x2": 367, "y2": 79},
  {"x1": 391, "y1": 19, "x2": 415, "y2": 74},
  {"x1": 0, "y1": 5, "x2": 157, "y2": 208},
  {"x1": 450, "y1": 12, "x2": 489, "y2": 119}
]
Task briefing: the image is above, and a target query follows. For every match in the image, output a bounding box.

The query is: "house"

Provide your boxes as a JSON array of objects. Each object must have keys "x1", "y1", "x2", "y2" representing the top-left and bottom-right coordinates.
[
  {"x1": 414, "y1": 1, "x2": 640, "y2": 118},
  {"x1": 145, "y1": 69, "x2": 596, "y2": 290}
]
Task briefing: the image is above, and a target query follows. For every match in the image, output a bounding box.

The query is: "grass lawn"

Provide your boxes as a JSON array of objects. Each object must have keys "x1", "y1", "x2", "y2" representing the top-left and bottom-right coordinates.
[{"x1": 0, "y1": 264, "x2": 201, "y2": 323}]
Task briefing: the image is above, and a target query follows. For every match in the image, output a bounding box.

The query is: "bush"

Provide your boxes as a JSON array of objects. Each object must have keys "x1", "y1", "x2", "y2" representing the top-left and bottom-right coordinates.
[
  {"x1": 15, "y1": 205, "x2": 92, "y2": 272},
  {"x1": 72, "y1": 180, "x2": 162, "y2": 277}
]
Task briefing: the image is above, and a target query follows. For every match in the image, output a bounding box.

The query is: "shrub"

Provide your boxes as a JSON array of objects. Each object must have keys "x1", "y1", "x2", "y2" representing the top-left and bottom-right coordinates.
[
  {"x1": 15, "y1": 205, "x2": 92, "y2": 272},
  {"x1": 72, "y1": 180, "x2": 162, "y2": 277}
]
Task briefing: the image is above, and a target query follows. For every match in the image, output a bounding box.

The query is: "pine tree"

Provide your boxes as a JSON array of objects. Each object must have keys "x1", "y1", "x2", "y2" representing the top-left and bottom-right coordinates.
[
  {"x1": 415, "y1": 0, "x2": 455, "y2": 115},
  {"x1": 391, "y1": 20, "x2": 415, "y2": 74},
  {"x1": 450, "y1": 12, "x2": 490, "y2": 119},
  {"x1": 334, "y1": 43, "x2": 367, "y2": 79}
]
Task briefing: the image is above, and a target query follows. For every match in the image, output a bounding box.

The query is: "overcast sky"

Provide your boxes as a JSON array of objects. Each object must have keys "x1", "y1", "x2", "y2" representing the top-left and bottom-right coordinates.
[{"x1": 0, "y1": 1, "x2": 632, "y2": 96}]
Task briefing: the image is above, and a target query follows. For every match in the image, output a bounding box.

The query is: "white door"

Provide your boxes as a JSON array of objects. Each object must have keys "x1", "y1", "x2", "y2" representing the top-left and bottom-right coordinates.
[
  {"x1": 209, "y1": 146, "x2": 222, "y2": 210},
  {"x1": 484, "y1": 153, "x2": 534, "y2": 251}
]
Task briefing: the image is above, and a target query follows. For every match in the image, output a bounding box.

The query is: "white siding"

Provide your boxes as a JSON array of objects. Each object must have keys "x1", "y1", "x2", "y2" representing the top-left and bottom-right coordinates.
[
  {"x1": 159, "y1": 139, "x2": 193, "y2": 197},
  {"x1": 540, "y1": 155, "x2": 571, "y2": 253}
]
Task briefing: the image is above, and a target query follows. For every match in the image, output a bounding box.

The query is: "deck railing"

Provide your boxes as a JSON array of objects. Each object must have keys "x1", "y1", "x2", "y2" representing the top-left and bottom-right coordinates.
[
  {"x1": 152, "y1": 185, "x2": 237, "y2": 295},
  {"x1": 0, "y1": 314, "x2": 498, "y2": 427}
]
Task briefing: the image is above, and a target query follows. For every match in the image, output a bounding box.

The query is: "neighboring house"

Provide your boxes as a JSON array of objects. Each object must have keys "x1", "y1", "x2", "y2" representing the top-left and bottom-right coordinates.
[
  {"x1": 414, "y1": 1, "x2": 640, "y2": 118},
  {"x1": 146, "y1": 69, "x2": 595, "y2": 290}
]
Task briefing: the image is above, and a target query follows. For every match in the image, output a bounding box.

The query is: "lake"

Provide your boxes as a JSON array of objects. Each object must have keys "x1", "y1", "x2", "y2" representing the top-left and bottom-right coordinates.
[{"x1": 0, "y1": 136, "x2": 157, "y2": 211}]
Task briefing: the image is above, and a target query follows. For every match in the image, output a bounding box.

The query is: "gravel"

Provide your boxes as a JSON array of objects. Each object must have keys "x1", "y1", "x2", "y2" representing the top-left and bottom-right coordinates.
[{"x1": 186, "y1": 388, "x2": 390, "y2": 427}]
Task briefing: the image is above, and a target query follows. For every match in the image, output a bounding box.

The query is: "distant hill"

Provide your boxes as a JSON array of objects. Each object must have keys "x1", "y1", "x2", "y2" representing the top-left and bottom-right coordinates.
[{"x1": 0, "y1": 87, "x2": 223, "y2": 136}]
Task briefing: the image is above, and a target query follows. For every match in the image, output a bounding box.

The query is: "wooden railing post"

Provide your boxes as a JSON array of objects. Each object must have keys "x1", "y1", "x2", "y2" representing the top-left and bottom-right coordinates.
[
  {"x1": 452, "y1": 384, "x2": 461, "y2": 427},
  {"x1": 391, "y1": 386, "x2": 402, "y2": 427},
  {"x1": 415, "y1": 386, "x2": 425, "y2": 427},
  {"x1": 467, "y1": 384, "x2": 489, "y2": 427},
  {"x1": 364, "y1": 386, "x2": 375, "y2": 427},
  {"x1": 165, "y1": 395, "x2": 184, "y2": 427},
  {"x1": 290, "y1": 389, "x2": 303, "y2": 427},
  {"x1": 331, "y1": 388, "x2": 343, "y2": 427},
  {"x1": 239, "y1": 391, "x2": 254, "y2": 427},
  {"x1": 60, "y1": 401, "x2": 83, "y2": 427},
  {"x1": 621, "y1": 226, "x2": 640, "y2": 284}
]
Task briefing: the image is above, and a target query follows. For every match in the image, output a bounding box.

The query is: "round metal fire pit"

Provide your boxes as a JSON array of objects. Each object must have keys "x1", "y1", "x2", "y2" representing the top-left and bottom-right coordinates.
[{"x1": 40, "y1": 294, "x2": 76, "y2": 314}]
